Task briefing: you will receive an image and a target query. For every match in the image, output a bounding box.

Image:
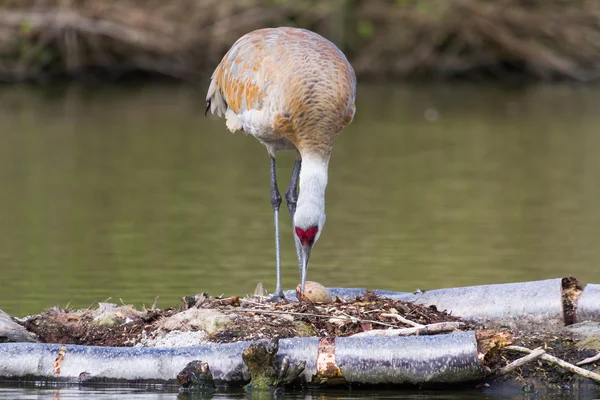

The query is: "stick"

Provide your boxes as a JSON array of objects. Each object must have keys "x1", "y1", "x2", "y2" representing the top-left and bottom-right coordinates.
[
  {"x1": 577, "y1": 352, "x2": 600, "y2": 366},
  {"x1": 235, "y1": 308, "x2": 398, "y2": 328},
  {"x1": 495, "y1": 347, "x2": 545, "y2": 376},
  {"x1": 505, "y1": 345, "x2": 600, "y2": 384},
  {"x1": 351, "y1": 322, "x2": 464, "y2": 338},
  {"x1": 380, "y1": 313, "x2": 424, "y2": 328}
]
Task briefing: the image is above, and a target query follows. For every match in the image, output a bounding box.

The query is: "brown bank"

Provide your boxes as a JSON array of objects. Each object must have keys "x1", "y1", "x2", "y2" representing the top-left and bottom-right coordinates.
[{"x1": 0, "y1": 0, "x2": 599, "y2": 83}]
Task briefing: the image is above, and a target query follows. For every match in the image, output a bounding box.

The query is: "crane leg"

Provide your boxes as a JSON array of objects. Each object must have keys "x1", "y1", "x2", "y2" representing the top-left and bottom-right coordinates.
[
  {"x1": 284, "y1": 155, "x2": 301, "y2": 219},
  {"x1": 285, "y1": 154, "x2": 303, "y2": 278},
  {"x1": 268, "y1": 156, "x2": 284, "y2": 300}
]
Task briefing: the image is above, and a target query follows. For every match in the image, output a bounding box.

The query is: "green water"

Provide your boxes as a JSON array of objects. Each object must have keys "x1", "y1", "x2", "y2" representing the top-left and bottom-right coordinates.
[{"x1": 0, "y1": 83, "x2": 599, "y2": 317}]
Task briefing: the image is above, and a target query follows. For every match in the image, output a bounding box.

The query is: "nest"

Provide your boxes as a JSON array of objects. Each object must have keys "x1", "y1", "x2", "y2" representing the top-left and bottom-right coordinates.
[{"x1": 21, "y1": 292, "x2": 465, "y2": 346}]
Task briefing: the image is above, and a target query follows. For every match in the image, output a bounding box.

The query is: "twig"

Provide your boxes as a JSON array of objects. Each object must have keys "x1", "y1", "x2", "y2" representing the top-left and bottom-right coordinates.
[
  {"x1": 577, "y1": 352, "x2": 600, "y2": 366},
  {"x1": 380, "y1": 313, "x2": 424, "y2": 328},
  {"x1": 505, "y1": 345, "x2": 600, "y2": 384},
  {"x1": 339, "y1": 311, "x2": 359, "y2": 324},
  {"x1": 350, "y1": 322, "x2": 464, "y2": 337},
  {"x1": 235, "y1": 308, "x2": 397, "y2": 328},
  {"x1": 362, "y1": 309, "x2": 384, "y2": 314},
  {"x1": 495, "y1": 347, "x2": 545, "y2": 376},
  {"x1": 240, "y1": 298, "x2": 268, "y2": 307}
]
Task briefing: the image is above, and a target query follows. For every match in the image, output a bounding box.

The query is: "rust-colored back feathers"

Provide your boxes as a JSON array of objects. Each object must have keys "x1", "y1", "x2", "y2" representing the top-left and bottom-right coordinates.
[{"x1": 206, "y1": 27, "x2": 356, "y2": 157}]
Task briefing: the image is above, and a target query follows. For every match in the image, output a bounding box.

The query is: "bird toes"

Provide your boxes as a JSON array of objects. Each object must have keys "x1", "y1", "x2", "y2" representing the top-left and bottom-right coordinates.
[{"x1": 264, "y1": 291, "x2": 285, "y2": 303}]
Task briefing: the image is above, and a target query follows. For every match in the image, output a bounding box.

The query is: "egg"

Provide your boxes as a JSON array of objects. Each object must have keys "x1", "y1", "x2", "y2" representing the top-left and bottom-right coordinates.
[{"x1": 296, "y1": 281, "x2": 333, "y2": 303}]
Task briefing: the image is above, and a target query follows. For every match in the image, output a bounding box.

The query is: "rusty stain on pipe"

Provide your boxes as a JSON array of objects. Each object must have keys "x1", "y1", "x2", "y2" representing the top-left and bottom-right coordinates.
[
  {"x1": 313, "y1": 337, "x2": 346, "y2": 385},
  {"x1": 53, "y1": 346, "x2": 66, "y2": 375}
]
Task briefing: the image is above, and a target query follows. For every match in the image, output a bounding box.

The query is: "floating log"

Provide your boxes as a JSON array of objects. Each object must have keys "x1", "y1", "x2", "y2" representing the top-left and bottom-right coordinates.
[
  {"x1": 0, "y1": 310, "x2": 37, "y2": 343},
  {"x1": 576, "y1": 284, "x2": 600, "y2": 323},
  {"x1": 285, "y1": 278, "x2": 598, "y2": 328},
  {"x1": 385, "y1": 278, "x2": 567, "y2": 329},
  {"x1": 333, "y1": 333, "x2": 488, "y2": 385},
  {"x1": 0, "y1": 332, "x2": 490, "y2": 386}
]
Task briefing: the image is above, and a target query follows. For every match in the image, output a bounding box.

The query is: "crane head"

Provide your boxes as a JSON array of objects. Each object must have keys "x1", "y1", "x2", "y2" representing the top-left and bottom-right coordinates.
[
  {"x1": 294, "y1": 225, "x2": 318, "y2": 295},
  {"x1": 295, "y1": 226, "x2": 318, "y2": 247},
  {"x1": 294, "y1": 207, "x2": 325, "y2": 295}
]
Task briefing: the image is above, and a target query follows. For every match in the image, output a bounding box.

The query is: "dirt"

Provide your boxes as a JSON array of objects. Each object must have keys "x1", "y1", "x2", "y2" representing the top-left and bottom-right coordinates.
[{"x1": 21, "y1": 292, "x2": 464, "y2": 347}]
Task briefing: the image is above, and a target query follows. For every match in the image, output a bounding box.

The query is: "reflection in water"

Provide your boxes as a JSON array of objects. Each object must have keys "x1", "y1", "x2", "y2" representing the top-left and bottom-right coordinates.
[
  {"x1": 0, "y1": 382, "x2": 597, "y2": 399},
  {"x1": 0, "y1": 83, "x2": 599, "y2": 316}
]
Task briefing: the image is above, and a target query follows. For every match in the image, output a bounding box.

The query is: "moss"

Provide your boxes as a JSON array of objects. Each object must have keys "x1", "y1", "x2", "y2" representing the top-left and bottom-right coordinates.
[
  {"x1": 242, "y1": 337, "x2": 305, "y2": 392},
  {"x1": 576, "y1": 334, "x2": 600, "y2": 351},
  {"x1": 176, "y1": 360, "x2": 216, "y2": 390},
  {"x1": 293, "y1": 321, "x2": 317, "y2": 337}
]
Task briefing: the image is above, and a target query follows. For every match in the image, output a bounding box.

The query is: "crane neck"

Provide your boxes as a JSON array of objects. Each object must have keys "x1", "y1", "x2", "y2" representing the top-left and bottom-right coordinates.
[
  {"x1": 295, "y1": 153, "x2": 329, "y2": 229},
  {"x1": 299, "y1": 154, "x2": 328, "y2": 205}
]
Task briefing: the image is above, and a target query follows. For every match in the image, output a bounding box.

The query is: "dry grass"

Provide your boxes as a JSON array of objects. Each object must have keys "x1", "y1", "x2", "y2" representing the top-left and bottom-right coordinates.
[{"x1": 0, "y1": 0, "x2": 599, "y2": 82}]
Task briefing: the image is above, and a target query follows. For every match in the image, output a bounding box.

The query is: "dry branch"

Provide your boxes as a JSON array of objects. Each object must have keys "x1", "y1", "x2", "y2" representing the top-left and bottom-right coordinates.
[
  {"x1": 495, "y1": 347, "x2": 545, "y2": 377},
  {"x1": 577, "y1": 352, "x2": 600, "y2": 366},
  {"x1": 351, "y1": 321, "x2": 464, "y2": 338},
  {"x1": 505, "y1": 345, "x2": 600, "y2": 384},
  {"x1": 380, "y1": 313, "x2": 424, "y2": 328}
]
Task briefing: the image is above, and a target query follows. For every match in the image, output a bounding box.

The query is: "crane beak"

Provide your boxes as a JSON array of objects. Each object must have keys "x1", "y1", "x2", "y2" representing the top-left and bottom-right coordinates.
[{"x1": 300, "y1": 244, "x2": 312, "y2": 294}]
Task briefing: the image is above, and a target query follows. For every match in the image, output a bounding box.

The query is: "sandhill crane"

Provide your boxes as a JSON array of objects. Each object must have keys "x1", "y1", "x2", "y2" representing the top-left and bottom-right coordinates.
[{"x1": 206, "y1": 27, "x2": 356, "y2": 299}]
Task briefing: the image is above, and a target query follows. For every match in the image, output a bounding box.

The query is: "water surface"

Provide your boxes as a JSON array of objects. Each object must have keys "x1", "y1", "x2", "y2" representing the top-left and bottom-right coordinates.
[
  {"x1": 0, "y1": 83, "x2": 599, "y2": 317},
  {"x1": 0, "y1": 381, "x2": 592, "y2": 399}
]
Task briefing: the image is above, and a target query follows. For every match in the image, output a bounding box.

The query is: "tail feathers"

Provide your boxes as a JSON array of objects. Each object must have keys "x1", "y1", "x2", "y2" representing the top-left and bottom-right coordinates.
[
  {"x1": 206, "y1": 77, "x2": 242, "y2": 133},
  {"x1": 205, "y1": 99, "x2": 211, "y2": 116},
  {"x1": 206, "y1": 79, "x2": 227, "y2": 117}
]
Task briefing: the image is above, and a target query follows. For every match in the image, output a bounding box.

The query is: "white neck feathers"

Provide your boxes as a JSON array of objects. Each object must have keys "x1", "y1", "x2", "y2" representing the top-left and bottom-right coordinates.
[{"x1": 294, "y1": 154, "x2": 329, "y2": 231}]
